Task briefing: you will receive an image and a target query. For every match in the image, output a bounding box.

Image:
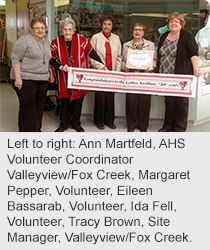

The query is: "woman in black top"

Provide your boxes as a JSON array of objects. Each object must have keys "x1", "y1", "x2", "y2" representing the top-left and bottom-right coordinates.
[{"x1": 155, "y1": 12, "x2": 201, "y2": 132}]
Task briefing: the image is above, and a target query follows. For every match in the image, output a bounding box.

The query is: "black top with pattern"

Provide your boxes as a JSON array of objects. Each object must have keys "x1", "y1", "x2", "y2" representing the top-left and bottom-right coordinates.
[{"x1": 159, "y1": 38, "x2": 178, "y2": 74}]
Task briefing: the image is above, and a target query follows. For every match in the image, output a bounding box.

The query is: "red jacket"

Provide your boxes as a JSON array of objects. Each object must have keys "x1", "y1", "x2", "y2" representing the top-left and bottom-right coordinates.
[{"x1": 51, "y1": 34, "x2": 92, "y2": 100}]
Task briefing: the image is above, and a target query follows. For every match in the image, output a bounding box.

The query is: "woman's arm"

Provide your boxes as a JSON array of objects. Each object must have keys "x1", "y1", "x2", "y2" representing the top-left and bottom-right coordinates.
[
  {"x1": 116, "y1": 37, "x2": 122, "y2": 72},
  {"x1": 121, "y1": 43, "x2": 129, "y2": 72},
  {"x1": 191, "y1": 55, "x2": 202, "y2": 77},
  {"x1": 49, "y1": 58, "x2": 69, "y2": 72},
  {"x1": 12, "y1": 63, "x2": 22, "y2": 90},
  {"x1": 89, "y1": 35, "x2": 105, "y2": 70},
  {"x1": 89, "y1": 49, "x2": 107, "y2": 70},
  {"x1": 11, "y1": 36, "x2": 27, "y2": 90}
]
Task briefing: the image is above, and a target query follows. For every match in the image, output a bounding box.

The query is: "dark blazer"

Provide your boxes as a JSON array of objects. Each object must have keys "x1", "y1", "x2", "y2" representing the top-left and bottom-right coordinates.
[{"x1": 155, "y1": 29, "x2": 198, "y2": 75}]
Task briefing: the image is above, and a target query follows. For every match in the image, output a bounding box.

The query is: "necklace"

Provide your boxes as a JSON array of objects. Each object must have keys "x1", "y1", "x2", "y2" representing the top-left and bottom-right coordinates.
[
  {"x1": 132, "y1": 42, "x2": 144, "y2": 50},
  {"x1": 34, "y1": 36, "x2": 46, "y2": 64}
]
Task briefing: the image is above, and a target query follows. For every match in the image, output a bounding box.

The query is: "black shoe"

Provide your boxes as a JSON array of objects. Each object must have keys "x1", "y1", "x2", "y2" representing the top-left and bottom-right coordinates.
[
  {"x1": 139, "y1": 128, "x2": 147, "y2": 132},
  {"x1": 72, "y1": 125, "x2": 85, "y2": 132},
  {"x1": 158, "y1": 127, "x2": 173, "y2": 132},
  {"x1": 54, "y1": 127, "x2": 66, "y2": 132},
  {"x1": 105, "y1": 123, "x2": 116, "y2": 129},
  {"x1": 95, "y1": 123, "x2": 105, "y2": 130},
  {"x1": 127, "y1": 127, "x2": 134, "y2": 132}
]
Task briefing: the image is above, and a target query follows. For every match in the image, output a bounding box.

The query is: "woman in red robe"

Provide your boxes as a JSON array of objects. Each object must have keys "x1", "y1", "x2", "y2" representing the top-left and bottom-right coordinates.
[{"x1": 50, "y1": 18, "x2": 104, "y2": 132}]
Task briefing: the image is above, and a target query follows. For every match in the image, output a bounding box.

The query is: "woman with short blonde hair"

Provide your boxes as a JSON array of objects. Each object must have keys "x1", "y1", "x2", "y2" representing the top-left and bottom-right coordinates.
[
  {"x1": 155, "y1": 12, "x2": 201, "y2": 132},
  {"x1": 167, "y1": 12, "x2": 186, "y2": 29}
]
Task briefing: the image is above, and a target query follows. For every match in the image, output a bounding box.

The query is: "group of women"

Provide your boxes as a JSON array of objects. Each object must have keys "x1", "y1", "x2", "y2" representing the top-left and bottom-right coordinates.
[{"x1": 10, "y1": 12, "x2": 201, "y2": 132}]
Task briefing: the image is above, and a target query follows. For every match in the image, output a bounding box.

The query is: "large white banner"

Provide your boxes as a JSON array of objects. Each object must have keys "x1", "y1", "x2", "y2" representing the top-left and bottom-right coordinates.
[{"x1": 68, "y1": 67, "x2": 197, "y2": 98}]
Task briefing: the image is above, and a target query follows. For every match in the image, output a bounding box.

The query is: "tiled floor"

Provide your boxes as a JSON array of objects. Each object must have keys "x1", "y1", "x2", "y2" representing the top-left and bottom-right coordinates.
[{"x1": 1, "y1": 82, "x2": 210, "y2": 132}]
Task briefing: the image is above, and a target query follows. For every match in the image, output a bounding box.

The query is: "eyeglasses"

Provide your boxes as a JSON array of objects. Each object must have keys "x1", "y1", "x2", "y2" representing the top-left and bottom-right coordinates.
[
  {"x1": 168, "y1": 20, "x2": 181, "y2": 24},
  {"x1": 134, "y1": 28, "x2": 144, "y2": 32},
  {"x1": 33, "y1": 27, "x2": 46, "y2": 30}
]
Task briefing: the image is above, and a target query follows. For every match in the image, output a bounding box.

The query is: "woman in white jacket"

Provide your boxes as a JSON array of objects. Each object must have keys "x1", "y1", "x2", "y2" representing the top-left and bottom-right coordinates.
[
  {"x1": 122, "y1": 23, "x2": 156, "y2": 132},
  {"x1": 89, "y1": 15, "x2": 122, "y2": 130}
]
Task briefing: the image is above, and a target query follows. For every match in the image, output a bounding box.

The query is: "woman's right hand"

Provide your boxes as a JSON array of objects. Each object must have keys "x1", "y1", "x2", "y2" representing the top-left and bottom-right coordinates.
[
  {"x1": 59, "y1": 64, "x2": 70, "y2": 72},
  {"x1": 15, "y1": 78, "x2": 23, "y2": 90},
  {"x1": 63, "y1": 64, "x2": 70, "y2": 72}
]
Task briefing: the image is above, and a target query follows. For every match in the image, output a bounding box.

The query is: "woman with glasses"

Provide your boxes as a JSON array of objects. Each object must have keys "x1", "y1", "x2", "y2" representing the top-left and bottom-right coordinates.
[
  {"x1": 122, "y1": 23, "x2": 156, "y2": 132},
  {"x1": 10, "y1": 17, "x2": 52, "y2": 132},
  {"x1": 155, "y1": 12, "x2": 201, "y2": 132}
]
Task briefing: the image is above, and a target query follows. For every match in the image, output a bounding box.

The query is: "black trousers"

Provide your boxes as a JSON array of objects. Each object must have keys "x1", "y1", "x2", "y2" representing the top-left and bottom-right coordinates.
[
  {"x1": 59, "y1": 97, "x2": 84, "y2": 129},
  {"x1": 94, "y1": 91, "x2": 115, "y2": 125},
  {"x1": 162, "y1": 96, "x2": 189, "y2": 132},
  {"x1": 13, "y1": 80, "x2": 48, "y2": 132},
  {"x1": 126, "y1": 93, "x2": 151, "y2": 130}
]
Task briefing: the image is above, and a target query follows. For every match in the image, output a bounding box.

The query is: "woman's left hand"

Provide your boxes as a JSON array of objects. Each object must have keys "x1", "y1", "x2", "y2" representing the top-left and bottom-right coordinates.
[
  {"x1": 49, "y1": 68, "x2": 55, "y2": 83},
  {"x1": 194, "y1": 69, "x2": 202, "y2": 77},
  {"x1": 145, "y1": 67, "x2": 153, "y2": 73},
  {"x1": 101, "y1": 66, "x2": 108, "y2": 70},
  {"x1": 49, "y1": 74, "x2": 55, "y2": 83}
]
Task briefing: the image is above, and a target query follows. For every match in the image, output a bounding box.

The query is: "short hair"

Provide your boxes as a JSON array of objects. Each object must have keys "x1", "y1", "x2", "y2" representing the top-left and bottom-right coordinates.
[
  {"x1": 132, "y1": 23, "x2": 147, "y2": 33},
  {"x1": 100, "y1": 15, "x2": 114, "y2": 27},
  {"x1": 30, "y1": 17, "x2": 46, "y2": 29},
  {"x1": 167, "y1": 12, "x2": 186, "y2": 28},
  {"x1": 59, "y1": 18, "x2": 76, "y2": 33}
]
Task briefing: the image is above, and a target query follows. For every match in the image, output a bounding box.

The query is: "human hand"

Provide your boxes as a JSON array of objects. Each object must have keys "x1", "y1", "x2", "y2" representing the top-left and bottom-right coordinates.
[
  {"x1": 101, "y1": 66, "x2": 108, "y2": 70},
  {"x1": 123, "y1": 66, "x2": 129, "y2": 72},
  {"x1": 194, "y1": 69, "x2": 202, "y2": 77},
  {"x1": 49, "y1": 69, "x2": 55, "y2": 83},
  {"x1": 63, "y1": 64, "x2": 70, "y2": 72},
  {"x1": 49, "y1": 74, "x2": 55, "y2": 83},
  {"x1": 145, "y1": 67, "x2": 152, "y2": 72},
  {"x1": 15, "y1": 78, "x2": 23, "y2": 90}
]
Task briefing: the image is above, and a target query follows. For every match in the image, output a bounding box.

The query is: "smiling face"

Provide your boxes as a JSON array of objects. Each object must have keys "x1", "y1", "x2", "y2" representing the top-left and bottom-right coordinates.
[
  {"x1": 168, "y1": 18, "x2": 182, "y2": 33},
  {"x1": 102, "y1": 19, "x2": 113, "y2": 35},
  {"x1": 31, "y1": 21, "x2": 46, "y2": 41},
  {"x1": 62, "y1": 23, "x2": 75, "y2": 41},
  {"x1": 133, "y1": 25, "x2": 145, "y2": 40}
]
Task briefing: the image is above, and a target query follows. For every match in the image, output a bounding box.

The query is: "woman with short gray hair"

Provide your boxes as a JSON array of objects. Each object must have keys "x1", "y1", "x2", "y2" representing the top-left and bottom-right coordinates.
[
  {"x1": 50, "y1": 18, "x2": 104, "y2": 132},
  {"x1": 59, "y1": 18, "x2": 76, "y2": 34}
]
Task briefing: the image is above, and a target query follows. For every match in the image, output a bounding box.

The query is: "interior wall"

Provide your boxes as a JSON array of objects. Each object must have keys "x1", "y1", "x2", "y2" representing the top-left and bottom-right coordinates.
[
  {"x1": 5, "y1": 0, "x2": 43, "y2": 65},
  {"x1": 5, "y1": 0, "x2": 17, "y2": 66},
  {"x1": 17, "y1": 0, "x2": 30, "y2": 39}
]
